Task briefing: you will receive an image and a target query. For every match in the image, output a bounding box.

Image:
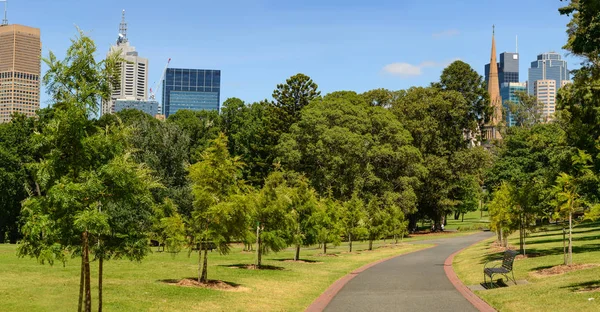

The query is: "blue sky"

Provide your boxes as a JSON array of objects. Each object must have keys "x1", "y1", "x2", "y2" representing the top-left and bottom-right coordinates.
[{"x1": 6, "y1": 0, "x2": 579, "y2": 108}]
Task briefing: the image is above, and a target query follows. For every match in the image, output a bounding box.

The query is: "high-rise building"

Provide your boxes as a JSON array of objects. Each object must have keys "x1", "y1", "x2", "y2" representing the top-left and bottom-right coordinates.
[
  {"x1": 534, "y1": 80, "x2": 557, "y2": 122},
  {"x1": 484, "y1": 27, "x2": 502, "y2": 140},
  {"x1": 102, "y1": 10, "x2": 148, "y2": 116},
  {"x1": 162, "y1": 68, "x2": 221, "y2": 118},
  {"x1": 114, "y1": 99, "x2": 158, "y2": 117},
  {"x1": 485, "y1": 52, "x2": 519, "y2": 89},
  {"x1": 528, "y1": 52, "x2": 568, "y2": 95},
  {"x1": 500, "y1": 82, "x2": 527, "y2": 127},
  {"x1": 0, "y1": 22, "x2": 41, "y2": 123}
]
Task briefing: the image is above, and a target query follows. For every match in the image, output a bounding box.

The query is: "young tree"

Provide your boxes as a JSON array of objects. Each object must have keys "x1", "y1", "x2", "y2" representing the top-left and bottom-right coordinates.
[
  {"x1": 253, "y1": 170, "x2": 295, "y2": 267},
  {"x1": 340, "y1": 194, "x2": 366, "y2": 252},
  {"x1": 311, "y1": 197, "x2": 342, "y2": 254},
  {"x1": 287, "y1": 175, "x2": 320, "y2": 261},
  {"x1": 187, "y1": 133, "x2": 248, "y2": 283},
  {"x1": 488, "y1": 182, "x2": 516, "y2": 247},
  {"x1": 553, "y1": 150, "x2": 595, "y2": 265}
]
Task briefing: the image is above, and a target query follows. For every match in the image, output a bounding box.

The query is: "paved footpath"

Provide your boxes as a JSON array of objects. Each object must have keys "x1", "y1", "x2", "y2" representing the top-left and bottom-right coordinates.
[{"x1": 324, "y1": 231, "x2": 494, "y2": 312}]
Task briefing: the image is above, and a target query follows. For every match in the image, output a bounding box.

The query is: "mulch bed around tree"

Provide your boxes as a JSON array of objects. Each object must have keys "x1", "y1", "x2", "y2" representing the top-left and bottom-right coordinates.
[
  {"x1": 162, "y1": 278, "x2": 249, "y2": 292},
  {"x1": 531, "y1": 263, "x2": 600, "y2": 277}
]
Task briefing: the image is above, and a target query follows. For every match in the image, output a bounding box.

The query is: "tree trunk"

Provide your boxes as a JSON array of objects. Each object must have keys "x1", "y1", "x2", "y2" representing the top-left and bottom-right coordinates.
[
  {"x1": 499, "y1": 227, "x2": 504, "y2": 248},
  {"x1": 255, "y1": 224, "x2": 260, "y2": 267},
  {"x1": 294, "y1": 245, "x2": 300, "y2": 261},
  {"x1": 568, "y1": 212, "x2": 573, "y2": 265},
  {"x1": 200, "y1": 244, "x2": 208, "y2": 283},
  {"x1": 563, "y1": 227, "x2": 567, "y2": 265},
  {"x1": 257, "y1": 233, "x2": 262, "y2": 268},
  {"x1": 98, "y1": 255, "x2": 103, "y2": 312},
  {"x1": 323, "y1": 242, "x2": 327, "y2": 254},
  {"x1": 394, "y1": 234, "x2": 398, "y2": 244},
  {"x1": 368, "y1": 239, "x2": 373, "y2": 251},
  {"x1": 83, "y1": 231, "x2": 92, "y2": 312},
  {"x1": 461, "y1": 213, "x2": 465, "y2": 222},
  {"x1": 78, "y1": 247, "x2": 84, "y2": 312},
  {"x1": 454, "y1": 211, "x2": 460, "y2": 220},
  {"x1": 348, "y1": 233, "x2": 352, "y2": 252}
]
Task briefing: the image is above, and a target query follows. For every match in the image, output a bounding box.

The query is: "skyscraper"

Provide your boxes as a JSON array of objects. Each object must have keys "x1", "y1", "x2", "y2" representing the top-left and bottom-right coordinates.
[
  {"x1": 0, "y1": 22, "x2": 41, "y2": 123},
  {"x1": 500, "y1": 82, "x2": 527, "y2": 127},
  {"x1": 485, "y1": 52, "x2": 519, "y2": 88},
  {"x1": 162, "y1": 68, "x2": 221, "y2": 118},
  {"x1": 484, "y1": 27, "x2": 502, "y2": 140},
  {"x1": 102, "y1": 10, "x2": 148, "y2": 116},
  {"x1": 534, "y1": 80, "x2": 557, "y2": 122},
  {"x1": 528, "y1": 52, "x2": 568, "y2": 95}
]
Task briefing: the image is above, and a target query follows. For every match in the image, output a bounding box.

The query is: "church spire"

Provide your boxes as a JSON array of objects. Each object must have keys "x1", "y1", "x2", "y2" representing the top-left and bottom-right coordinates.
[{"x1": 486, "y1": 25, "x2": 502, "y2": 140}]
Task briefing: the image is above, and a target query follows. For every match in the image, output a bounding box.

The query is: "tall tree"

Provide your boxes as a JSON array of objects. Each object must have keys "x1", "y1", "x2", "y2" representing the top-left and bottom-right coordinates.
[
  {"x1": 17, "y1": 30, "x2": 159, "y2": 312},
  {"x1": 435, "y1": 60, "x2": 490, "y2": 138},
  {"x1": 340, "y1": 194, "x2": 366, "y2": 252},
  {"x1": 187, "y1": 133, "x2": 248, "y2": 283},
  {"x1": 272, "y1": 73, "x2": 321, "y2": 130}
]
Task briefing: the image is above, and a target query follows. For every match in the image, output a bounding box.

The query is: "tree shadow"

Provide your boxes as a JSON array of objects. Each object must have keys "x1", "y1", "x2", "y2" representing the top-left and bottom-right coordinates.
[
  {"x1": 527, "y1": 234, "x2": 600, "y2": 246},
  {"x1": 560, "y1": 280, "x2": 600, "y2": 293},
  {"x1": 219, "y1": 263, "x2": 285, "y2": 270},
  {"x1": 478, "y1": 243, "x2": 600, "y2": 264},
  {"x1": 272, "y1": 258, "x2": 322, "y2": 263}
]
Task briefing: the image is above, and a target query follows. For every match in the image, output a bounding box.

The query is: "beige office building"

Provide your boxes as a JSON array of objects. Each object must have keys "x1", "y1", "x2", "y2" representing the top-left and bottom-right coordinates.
[
  {"x1": 101, "y1": 11, "x2": 148, "y2": 116},
  {"x1": 0, "y1": 24, "x2": 41, "y2": 123},
  {"x1": 534, "y1": 79, "x2": 556, "y2": 122}
]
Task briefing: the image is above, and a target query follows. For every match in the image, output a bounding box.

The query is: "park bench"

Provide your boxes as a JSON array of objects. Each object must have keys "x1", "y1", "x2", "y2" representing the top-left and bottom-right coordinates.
[{"x1": 483, "y1": 249, "x2": 518, "y2": 288}]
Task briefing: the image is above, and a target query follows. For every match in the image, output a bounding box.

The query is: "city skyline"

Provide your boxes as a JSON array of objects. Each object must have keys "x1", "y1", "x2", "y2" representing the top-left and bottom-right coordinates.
[{"x1": 3, "y1": 0, "x2": 580, "y2": 109}]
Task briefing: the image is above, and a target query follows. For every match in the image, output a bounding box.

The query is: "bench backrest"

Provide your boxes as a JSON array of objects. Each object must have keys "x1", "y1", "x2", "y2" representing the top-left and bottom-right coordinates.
[{"x1": 501, "y1": 250, "x2": 518, "y2": 271}]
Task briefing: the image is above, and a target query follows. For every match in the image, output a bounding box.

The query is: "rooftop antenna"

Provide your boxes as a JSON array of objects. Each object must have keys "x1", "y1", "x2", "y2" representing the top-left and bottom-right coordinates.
[
  {"x1": 516, "y1": 35, "x2": 518, "y2": 53},
  {"x1": 118, "y1": 9, "x2": 128, "y2": 44},
  {"x1": 1, "y1": 0, "x2": 8, "y2": 26}
]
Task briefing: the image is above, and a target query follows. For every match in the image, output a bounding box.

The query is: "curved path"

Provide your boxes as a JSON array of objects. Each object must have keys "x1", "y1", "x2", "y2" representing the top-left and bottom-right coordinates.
[{"x1": 322, "y1": 231, "x2": 494, "y2": 312}]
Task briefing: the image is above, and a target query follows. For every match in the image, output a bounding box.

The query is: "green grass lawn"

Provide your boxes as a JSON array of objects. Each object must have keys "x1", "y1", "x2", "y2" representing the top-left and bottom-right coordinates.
[
  {"x1": 444, "y1": 209, "x2": 490, "y2": 231},
  {"x1": 453, "y1": 221, "x2": 600, "y2": 312},
  {"x1": 0, "y1": 237, "x2": 442, "y2": 312}
]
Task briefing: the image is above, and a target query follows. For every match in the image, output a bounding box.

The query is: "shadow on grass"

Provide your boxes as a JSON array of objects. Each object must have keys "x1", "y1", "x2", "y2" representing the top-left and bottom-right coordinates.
[
  {"x1": 561, "y1": 280, "x2": 600, "y2": 293},
  {"x1": 528, "y1": 227, "x2": 600, "y2": 239},
  {"x1": 219, "y1": 263, "x2": 285, "y2": 270},
  {"x1": 272, "y1": 258, "x2": 322, "y2": 263},
  {"x1": 479, "y1": 279, "x2": 510, "y2": 290},
  {"x1": 526, "y1": 234, "x2": 600, "y2": 246},
  {"x1": 479, "y1": 244, "x2": 600, "y2": 264}
]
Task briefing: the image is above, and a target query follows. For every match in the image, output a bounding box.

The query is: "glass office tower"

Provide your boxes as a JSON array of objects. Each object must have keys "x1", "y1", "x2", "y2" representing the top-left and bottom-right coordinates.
[
  {"x1": 528, "y1": 52, "x2": 568, "y2": 95},
  {"x1": 500, "y1": 82, "x2": 527, "y2": 127},
  {"x1": 162, "y1": 68, "x2": 221, "y2": 117},
  {"x1": 485, "y1": 52, "x2": 519, "y2": 89}
]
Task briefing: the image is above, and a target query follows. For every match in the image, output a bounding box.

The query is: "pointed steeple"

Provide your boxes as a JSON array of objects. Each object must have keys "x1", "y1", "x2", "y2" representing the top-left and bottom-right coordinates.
[{"x1": 486, "y1": 25, "x2": 503, "y2": 140}]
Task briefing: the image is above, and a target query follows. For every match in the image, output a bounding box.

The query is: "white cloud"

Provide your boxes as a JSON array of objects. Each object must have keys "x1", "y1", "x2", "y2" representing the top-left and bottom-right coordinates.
[
  {"x1": 382, "y1": 59, "x2": 462, "y2": 78},
  {"x1": 432, "y1": 29, "x2": 460, "y2": 38},
  {"x1": 382, "y1": 63, "x2": 423, "y2": 77}
]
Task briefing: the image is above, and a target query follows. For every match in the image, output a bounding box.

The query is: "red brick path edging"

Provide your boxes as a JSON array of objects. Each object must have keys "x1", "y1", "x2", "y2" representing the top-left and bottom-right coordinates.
[
  {"x1": 444, "y1": 241, "x2": 496, "y2": 312},
  {"x1": 305, "y1": 245, "x2": 436, "y2": 312}
]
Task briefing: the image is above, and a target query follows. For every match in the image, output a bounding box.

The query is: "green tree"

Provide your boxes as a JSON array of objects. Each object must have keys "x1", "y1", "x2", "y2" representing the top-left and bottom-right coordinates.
[
  {"x1": 506, "y1": 91, "x2": 544, "y2": 127},
  {"x1": 253, "y1": 170, "x2": 295, "y2": 267},
  {"x1": 435, "y1": 60, "x2": 490, "y2": 138},
  {"x1": 340, "y1": 194, "x2": 366, "y2": 252},
  {"x1": 392, "y1": 87, "x2": 483, "y2": 230},
  {"x1": 272, "y1": 73, "x2": 321, "y2": 130},
  {"x1": 167, "y1": 109, "x2": 221, "y2": 163},
  {"x1": 0, "y1": 114, "x2": 35, "y2": 243},
  {"x1": 311, "y1": 197, "x2": 342, "y2": 254},
  {"x1": 553, "y1": 150, "x2": 595, "y2": 265},
  {"x1": 188, "y1": 133, "x2": 248, "y2": 283},
  {"x1": 16, "y1": 31, "x2": 160, "y2": 312},
  {"x1": 287, "y1": 174, "x2": 320, "y2": 261},
  {"x1": 488, "y1": 182, "x2": 516, "y2": 247}
]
